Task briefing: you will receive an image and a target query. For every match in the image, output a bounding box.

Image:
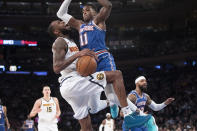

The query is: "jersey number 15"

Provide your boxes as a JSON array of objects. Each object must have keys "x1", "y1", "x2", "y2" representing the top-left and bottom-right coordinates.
[{"x1": 47, "y1": 107, "x2": 52, "y2": 112}]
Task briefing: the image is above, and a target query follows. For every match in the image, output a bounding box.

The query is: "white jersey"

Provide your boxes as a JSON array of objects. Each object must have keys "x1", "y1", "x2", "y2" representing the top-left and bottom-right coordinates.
[
  {"x1": 38, "y1": 97, "x2": 57, "y2": 124},
  {"x1": 59, "y1": 37, "x2": 79, "y2": 77},
  {"x1": 104, "y1": 119, "x2": 114, "y2": 131}
]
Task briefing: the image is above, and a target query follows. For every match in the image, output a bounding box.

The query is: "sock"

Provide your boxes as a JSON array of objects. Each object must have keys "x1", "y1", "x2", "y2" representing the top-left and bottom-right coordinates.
[{"x1": 121, "y1": 106, "x2": 132, "y2": 117}]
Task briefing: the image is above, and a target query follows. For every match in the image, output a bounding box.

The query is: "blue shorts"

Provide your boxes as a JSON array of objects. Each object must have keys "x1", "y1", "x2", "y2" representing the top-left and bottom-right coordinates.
[
  {"x1": 96, "y1": 52, "x2": 116, "y2": 72},
  {"x1": 122, "y1": 121, "x2": 148, "y2": 131},
  {"x1": 0, "y1": 125, "x2": 5, "y2": 131},
  {"x1": 122, "y1": 116, "x2": 158, "y2": 131}
]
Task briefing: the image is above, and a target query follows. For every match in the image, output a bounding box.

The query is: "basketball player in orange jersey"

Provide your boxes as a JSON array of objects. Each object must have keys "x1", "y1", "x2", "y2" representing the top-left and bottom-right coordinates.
[
  {"x1": 49, "y1": 22, "x2": 152, "y2": 131},
  {"x1": 28, "y1": 86, "x2": 61, "y2": 131}
]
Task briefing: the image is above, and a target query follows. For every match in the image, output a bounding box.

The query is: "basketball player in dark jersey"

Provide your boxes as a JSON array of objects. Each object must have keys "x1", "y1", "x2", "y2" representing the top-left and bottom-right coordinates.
[{"x1": 0, "y1": 99, "x2": 10, "y2": 131}]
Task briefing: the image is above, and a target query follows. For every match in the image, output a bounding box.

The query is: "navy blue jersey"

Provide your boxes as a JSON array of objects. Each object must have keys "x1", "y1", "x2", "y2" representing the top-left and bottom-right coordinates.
[
  {"x1": 79, "y1": 21, "x2": 116, "y2": 71},
  {"x1": 0, "y1": 105, "x2": 5, "y2": 125},
  {"x1": 24, "y1": 120, "x2": 34, "y2": 131},
  {"x1": 129, "y1": 90, "x2": 147, "y2": 112}
]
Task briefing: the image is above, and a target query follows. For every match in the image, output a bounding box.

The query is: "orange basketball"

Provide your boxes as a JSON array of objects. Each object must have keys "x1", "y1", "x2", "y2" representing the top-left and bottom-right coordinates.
[{"x1": 76, "y1": 55, "x2": 97, "y2": 77}]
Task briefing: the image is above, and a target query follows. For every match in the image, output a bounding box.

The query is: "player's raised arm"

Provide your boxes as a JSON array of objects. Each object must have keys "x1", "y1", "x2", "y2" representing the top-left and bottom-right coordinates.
[
  {"x1": 94, "y1": 0, "x2": 112, "y2": 24},
  {"x1": 146, "y1": 94, "x2": 175, "y2": 111},
  {"x1": 57, "y1": 0, "x2": 82, "y2": 30},
  {"x1": 29, "y1": 99, "x2": 42, "y2": 118}
]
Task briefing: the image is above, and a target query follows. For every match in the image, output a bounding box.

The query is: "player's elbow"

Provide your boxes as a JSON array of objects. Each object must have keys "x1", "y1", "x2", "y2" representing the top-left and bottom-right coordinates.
[
  {"x1": 56, "y1": 11, "x2": 63, "y2": 19},
  {"x1": 29, "y1": 113, "x2": 35, "y2": 118},
  {"x1": 105, "y1": 2, "x2": 112, "y2": 9},
  {"x1": 53, "y1": 66, "x2": 61, "y2": 74}
]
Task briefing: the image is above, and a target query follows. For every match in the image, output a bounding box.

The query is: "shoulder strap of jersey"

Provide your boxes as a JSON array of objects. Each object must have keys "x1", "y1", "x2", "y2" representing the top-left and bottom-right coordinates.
[
  {"x1": 51, "y1": 97, "x2": 55, "y2": 103},
  {"x1": 92, "y1": 20, "x2": 104, "y2": 31},
  {"x1": 39, "y1": 98, "x2": 43, "y2": 108},
  {"x1": 129, "y1": 90, "x2": 139, "y2": 99},
  {"x1": 143, "y1": 93, "x2": 148, "y2": 101},
  {"x1": 62, "y1": 37, "x2": 69, "y2": 43}
]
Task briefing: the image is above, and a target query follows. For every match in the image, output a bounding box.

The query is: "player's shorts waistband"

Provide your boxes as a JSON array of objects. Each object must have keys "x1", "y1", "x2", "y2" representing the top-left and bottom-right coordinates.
[{"x1": 95, "y1": 49, "x2": 108, "y2": 56}]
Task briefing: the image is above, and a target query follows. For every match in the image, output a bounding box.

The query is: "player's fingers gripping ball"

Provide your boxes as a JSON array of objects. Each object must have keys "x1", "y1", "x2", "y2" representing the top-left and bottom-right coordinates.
[{"x1": 76, "y1": 55, "x2": 97, "y2": 76}]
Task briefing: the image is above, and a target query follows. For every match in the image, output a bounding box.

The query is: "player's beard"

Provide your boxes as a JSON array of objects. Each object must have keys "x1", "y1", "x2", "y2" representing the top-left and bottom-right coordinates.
[
  {"x1": 61, "y1": 28, "x2": 72, "y2": 36},
  {"x1": 61, "y1": 29, "x2": 77, "y2": 40},
  {"x1": 139, "y1": 85, "x2": 147, "y2": 92}
]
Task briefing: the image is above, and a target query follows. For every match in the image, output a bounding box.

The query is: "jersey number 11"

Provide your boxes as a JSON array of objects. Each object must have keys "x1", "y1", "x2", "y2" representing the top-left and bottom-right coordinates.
[{"x1": 80, "y1": 33, "x2": 88, "y2": 46}]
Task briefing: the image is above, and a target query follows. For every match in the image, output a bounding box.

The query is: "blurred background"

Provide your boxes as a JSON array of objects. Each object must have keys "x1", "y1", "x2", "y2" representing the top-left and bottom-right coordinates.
[{"x1": 0, "y1": 0, "x2": 197, "y2": 130}]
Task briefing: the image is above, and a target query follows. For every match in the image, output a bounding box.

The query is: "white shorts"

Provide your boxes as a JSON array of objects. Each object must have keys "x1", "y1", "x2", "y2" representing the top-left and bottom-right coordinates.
[
  {"x1": 60, "y1": 71, "x2": 107, "y2": 120},
  {"x1": 88, "y1": 84, "x2": 120, "y2": 114},
  {"x1": 38, "y1": 123, "x2": 58, "y2": 131}
]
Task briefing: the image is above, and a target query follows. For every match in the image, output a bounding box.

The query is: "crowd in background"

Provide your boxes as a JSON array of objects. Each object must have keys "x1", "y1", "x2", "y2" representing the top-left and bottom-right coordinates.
[{"x1": 0, "y1": 63, "x2": 196, "y2": 131}]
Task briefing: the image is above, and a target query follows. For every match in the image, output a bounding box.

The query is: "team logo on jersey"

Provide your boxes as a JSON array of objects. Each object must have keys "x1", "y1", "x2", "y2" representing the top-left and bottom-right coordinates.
[
  {"x1": 97, "y1": 73, "x2": 104, "y2": 80},
  {"x1": 69, "y1": 47, "x2": 79, "y2": 52}
]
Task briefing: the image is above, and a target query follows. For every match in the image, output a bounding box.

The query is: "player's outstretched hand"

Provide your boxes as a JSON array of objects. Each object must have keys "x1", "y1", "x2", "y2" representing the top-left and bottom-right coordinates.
[
  {"x1": 164, "y1": 98, "x2": 175, "y2": 105},
  {"x1": 7, "y1": 123, "x2": 10, "y2": 129}
]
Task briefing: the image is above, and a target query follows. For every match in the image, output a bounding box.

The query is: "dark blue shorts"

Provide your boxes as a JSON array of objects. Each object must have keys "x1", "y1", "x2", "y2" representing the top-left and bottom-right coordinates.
[
  {"x1": 122, "y1": 121, "x2": 148, "y2": 131},
  {"x1": 0, "y1": 125, "x2": 5, "y2": 131},
  {"x1": 96, "y1": 52, "x2": 116, "y2": 72}
]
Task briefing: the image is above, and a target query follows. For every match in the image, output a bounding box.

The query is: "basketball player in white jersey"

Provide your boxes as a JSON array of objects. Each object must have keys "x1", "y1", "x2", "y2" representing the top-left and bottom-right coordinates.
[
  {"x1": 29, "y1": 86, "x2": 61, "y2": 131},
  {"x1": 99, "y1": 113, "x2": 115, "y2": 131},
  {"x1": 49, "y1": 21, "x2": 152, "y2": 131}
]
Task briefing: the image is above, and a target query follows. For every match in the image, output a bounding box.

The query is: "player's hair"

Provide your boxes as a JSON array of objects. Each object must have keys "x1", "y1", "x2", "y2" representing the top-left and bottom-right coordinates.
[
  {"x1": 84, "y1": 3, "x2": 98, "y2": 12},
  {"x1": 48, "y1": 22, "x2": 56, "y2": 38},
  {"x1": 43, "y1": 85, "x2": 50, "y2": 90}
]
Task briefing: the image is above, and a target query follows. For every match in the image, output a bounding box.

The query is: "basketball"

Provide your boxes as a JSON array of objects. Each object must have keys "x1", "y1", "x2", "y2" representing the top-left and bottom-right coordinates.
[{"x1": 76, "y1": 55, "x2": 97, "y2": 77}]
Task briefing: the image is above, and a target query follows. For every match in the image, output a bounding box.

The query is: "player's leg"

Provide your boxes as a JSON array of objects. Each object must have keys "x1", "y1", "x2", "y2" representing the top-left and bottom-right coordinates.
[
  {"x1": 38, "y1": 124, "x2": 48, "y2": 131},
  {"x1": 104, "y1": 84, "x2": 120, "y2": 118},
  {"x1": 97, "y1": 53, "x2": 120, "y2": 118},
  {"x1": 122, "y1": 121, "x2": 130, "y2": 131},
  {"x1": 88, "y1": 92, "x2": 109, "y2": 114},
  {"x1": 61, "y1": 95, "x2": 93, "y2": 130},
  {"x1": 60, "y1": 78, "x2": 94, "y2": 130},
  {"x1": 49, "y1": 124, "x2": 58, "y2": 131},
  {"x1": 105, "y1": 70, "x2": 128, "y2": 107},
  {"x1": 79, "y1": 114, "x2": 93, "y2": 131},
  {"x1": 0, "y1": 126, "x2": 5, "y2": 131},
  {"x1": 130, "y1": 127, "x2": 147, "y2": 131},
  {"x1": 145, "y1": 116, "x2": 158, "y2": 131}
]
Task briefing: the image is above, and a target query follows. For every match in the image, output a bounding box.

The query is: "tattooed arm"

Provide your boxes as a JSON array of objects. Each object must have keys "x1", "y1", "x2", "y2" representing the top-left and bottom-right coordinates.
[{"x1": 52, "y1": 37, "x2": 96, "y2": 74}]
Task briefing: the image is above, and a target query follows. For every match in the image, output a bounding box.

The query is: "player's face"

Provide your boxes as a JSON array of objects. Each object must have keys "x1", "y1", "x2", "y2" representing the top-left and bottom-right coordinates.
[
  {"x1": 82, "y1": 6, "x2": 95, "y2": 22},
  {"x1": 138, "y1": 79, "x2": 147, "y2": 92},
  {"x1": 52, "y1": 20, "x2": 71, "y2": 31},
  {"x1": 42, "y1": 87, "x2": 51, "y2": 96},
  {"x1": 106, "y1": 115, "x2": 111, "y2": 119}
]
